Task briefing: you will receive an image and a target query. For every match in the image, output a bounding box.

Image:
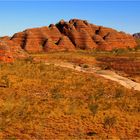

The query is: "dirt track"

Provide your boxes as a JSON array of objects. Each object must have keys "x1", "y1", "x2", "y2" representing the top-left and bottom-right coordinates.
[{"x1": 45, "y1": 62, "x2": 140, "y2": 91}]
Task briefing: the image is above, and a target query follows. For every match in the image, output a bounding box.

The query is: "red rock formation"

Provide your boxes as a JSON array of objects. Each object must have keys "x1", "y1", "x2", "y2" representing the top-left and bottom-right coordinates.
[
  {"x1": 43, "y1": 38, "x2": 59, "y2": 52},
  {"x1": 0, "y1": 19, "x2": 137, "y2": 63},
  {"x1": 56, "y1": 19, "x2": 136, "y2": 51},
  {"x1": 49, "y1": 24, "x2": 62, "y2": 43},
  {"x1": 0, "y1": 43, "x2": 13, "y2": 63},
  {"x1": 103, "y1": 30, "x2": 136, "y2": 50},
  {"x1": 11, "y1": 25, "x2": 62, "y2": 53},
  {"x1": 0, "y1": 37, "x2": 28, "y2": 63},
  {"x1": 57, "y1": 19, "x2": 97, "y2": 49},
  {"x1": 92, "y1": 35, "x2": 110, "y2": 50},
  {"x1": 57, "y1": 36, "x2": 75, "y2": 51},
  {"x1": 10, "y1": 19, "x2": 136, "y2": 53}
]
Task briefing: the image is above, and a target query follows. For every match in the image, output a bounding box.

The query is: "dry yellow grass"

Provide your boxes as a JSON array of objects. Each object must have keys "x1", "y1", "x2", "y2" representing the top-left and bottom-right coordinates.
[{"x1": 0, "y1": 53, "x2": 140, "y2": 139}]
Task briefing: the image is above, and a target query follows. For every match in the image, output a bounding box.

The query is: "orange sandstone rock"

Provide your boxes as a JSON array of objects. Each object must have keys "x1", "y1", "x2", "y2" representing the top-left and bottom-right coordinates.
[
  {"x1": 0, "y1": 18, "x2": 137, "y2": 63},
  {"x1": 57, "y1": 19, "x2": 136, "y2": 51},
  {"x1": 57, "y1": 36, "x2": 76, "y2": 51},
  {"x1": 10, "y1": 19, "x2": 137, "y2": 53}
]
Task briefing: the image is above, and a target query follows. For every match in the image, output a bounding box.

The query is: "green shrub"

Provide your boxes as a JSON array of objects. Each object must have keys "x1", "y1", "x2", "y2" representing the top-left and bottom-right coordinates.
[
  {"x1": 0, "y1": 75, "x2": 10, "y2": 88},
  {"x1": 135, "y1": 45, "x2": 140, "y2": 51},
  {"x1": 112, "y1": 48, "x2": 127, "y2": 55},
  {"x1": 100, "y1": 64, "x2": 110, "y2": 70},
  {"x1": 86, "y1": 131, "x2": 97, "y2": 136},
  {"x1": 73, "y1": 65, "x2": 76, "y2": 69},
  {"x1": 115, "y1": 88, "x2": 124, "y2": 98},
  {"x1": 82, "y1": 64, "x2": 89, "y2": 68},
  {"x1": 89, "y1": 104, "x2": 98, "y2": 115},
  {"x1": 51, "y1": 92, "x2": 63, "y2": 100},
  {"x1": 24, "y1": 56, "x2": 33, "y2": 63},
  {"x1": 103, "y1": 116, "x2": 117, "y2": 128}
]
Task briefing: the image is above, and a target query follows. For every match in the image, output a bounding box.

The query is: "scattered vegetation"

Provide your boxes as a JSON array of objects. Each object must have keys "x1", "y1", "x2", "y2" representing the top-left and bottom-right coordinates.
[{"x1": 0, "y1": 51, "x2": 140, "y2": 139}]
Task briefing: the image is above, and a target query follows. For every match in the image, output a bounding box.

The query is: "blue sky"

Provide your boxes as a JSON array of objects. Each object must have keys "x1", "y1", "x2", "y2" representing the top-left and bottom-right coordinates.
[{"x1": 0, "y1": 1, "x2": 139, "y2": 36}]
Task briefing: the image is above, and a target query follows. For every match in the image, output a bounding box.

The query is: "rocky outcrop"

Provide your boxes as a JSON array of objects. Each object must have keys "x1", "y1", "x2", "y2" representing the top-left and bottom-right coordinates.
[
  {"x1": 11, "y1": 26, "x2": 62, "y2": 53},
  {"x1": 0, "y1": 19, "x2": 137, "y2": 62},
  {"x1": 133, "y1": 33, "x2": 140, "y2": 39},
  {"x1": 57, "y1": 36, "x2": 75, "y2": 51},
  {"x1": 0, "y1": 37, "x2": 28, "y2": 63},
  {"x1": 43, "y1": 38, "x2": 59, "y2": 52},
  {"x1": 0, "y1": 40, "x2": 13, "y2": 63},
  {"x1": 133, "y1": 33, "x2": 140, "y2": 47},
  {"x1": 56, "y1": 19, "x2": 136, "y2": 51},
  {"x1": 9, "y1": 19, "x2": 136, "y2": 53},
  {"x1": 57, "y1": 19, "x2": 98, "y2": 49}
]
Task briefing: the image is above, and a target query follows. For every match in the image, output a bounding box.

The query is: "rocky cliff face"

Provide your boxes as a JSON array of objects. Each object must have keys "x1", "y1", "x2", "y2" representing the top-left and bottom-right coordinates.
[{"x1": 0, "y1": 19, "x2": 137, "y2": 62}]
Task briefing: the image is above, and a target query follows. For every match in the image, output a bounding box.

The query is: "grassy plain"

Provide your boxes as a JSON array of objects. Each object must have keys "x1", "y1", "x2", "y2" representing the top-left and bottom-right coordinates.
[{"x1": 0, "y1": 50, "x2": 140, "y2": 139}]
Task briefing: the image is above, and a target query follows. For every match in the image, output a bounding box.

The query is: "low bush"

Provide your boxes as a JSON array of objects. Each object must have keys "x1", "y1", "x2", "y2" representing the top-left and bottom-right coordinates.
[
  {"x1": 88, "y1": 104, "x2": 98, "y2": 115},
  {"x1": 103, "y1": 116, "x2": 117, "y2": 129}
]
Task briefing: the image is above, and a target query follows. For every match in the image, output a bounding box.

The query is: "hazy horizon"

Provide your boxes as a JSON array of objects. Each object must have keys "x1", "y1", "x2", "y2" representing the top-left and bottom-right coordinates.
[{"x1": 0, "y1": 1, "x2": 139, "y2": 37}]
